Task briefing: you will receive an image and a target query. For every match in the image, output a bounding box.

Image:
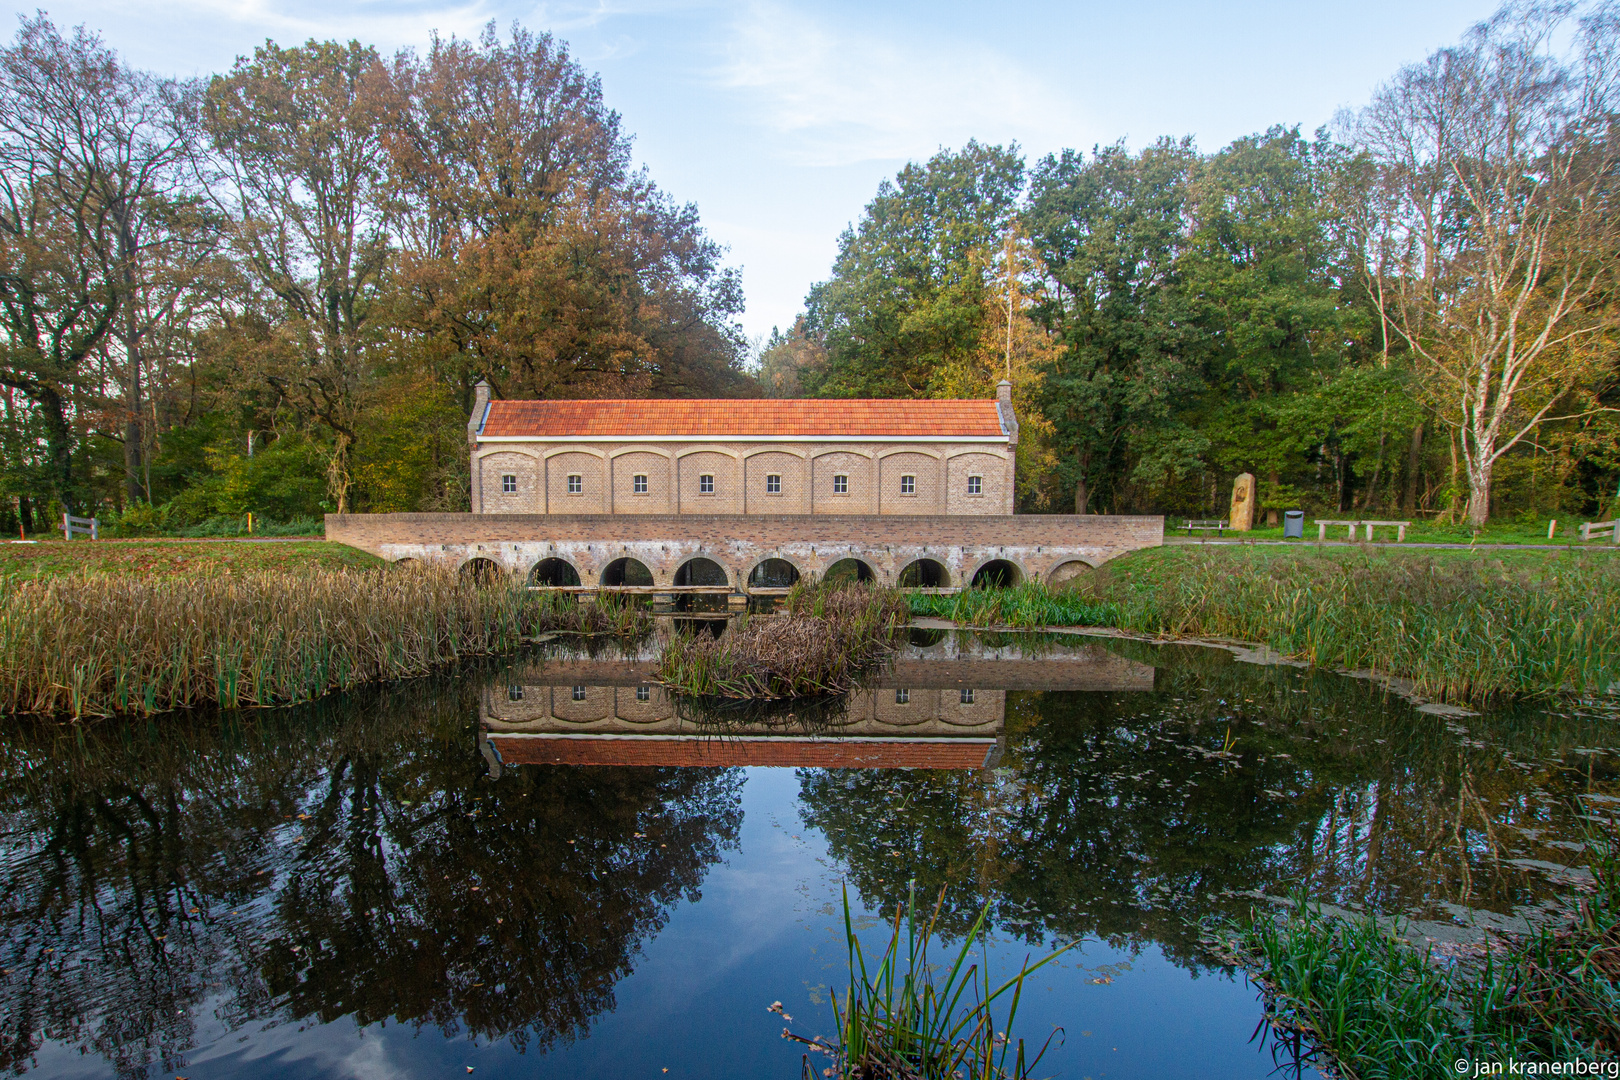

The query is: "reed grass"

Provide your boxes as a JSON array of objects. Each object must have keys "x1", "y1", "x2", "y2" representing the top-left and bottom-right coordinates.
[
  {"x1": 656, "y1": 582, "x2": 908, "y2": 699},
  {"x1": 1225, "y1": 830, "x2": 1620, "y2": 1076},
  {"x1": 909, "y1": 550, "x2": 1620, "y2": 700},
  {"x1": 0, "y1": 567, "x2": 651, "y2": 718},
  {"x1": 783, "y1": 884, "x2": 1070, "y2": 1080}
]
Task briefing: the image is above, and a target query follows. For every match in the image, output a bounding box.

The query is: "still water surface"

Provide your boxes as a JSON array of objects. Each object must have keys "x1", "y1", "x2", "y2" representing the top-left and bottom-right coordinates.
[{"x1": 2, "y1": 629, "x2": 1617, "y2": 1078}]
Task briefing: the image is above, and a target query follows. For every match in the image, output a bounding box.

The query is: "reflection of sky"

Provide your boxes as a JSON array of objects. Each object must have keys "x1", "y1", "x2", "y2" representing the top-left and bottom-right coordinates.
[
  {"x1": 41, "y1": 767, "x2": 1270, "y2": 1078},
  {"x1": 34, "y1": 0, "x2": 1498, "y2": 342},
  {"x1": 123, "y1": 767, "x2": 1276, "y2": 1079}
]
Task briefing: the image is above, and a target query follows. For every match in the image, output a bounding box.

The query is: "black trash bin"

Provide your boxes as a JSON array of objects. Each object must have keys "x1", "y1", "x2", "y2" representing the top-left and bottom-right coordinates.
[{"x1": 1283, "y1": 510, "x2": 1305, "y2": 539}]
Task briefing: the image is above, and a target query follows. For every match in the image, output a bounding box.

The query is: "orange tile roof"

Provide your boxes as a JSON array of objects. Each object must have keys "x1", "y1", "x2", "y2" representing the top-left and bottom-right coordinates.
[{"x1": 478, "y1": 398, "x2": 1006, "y2": 439}]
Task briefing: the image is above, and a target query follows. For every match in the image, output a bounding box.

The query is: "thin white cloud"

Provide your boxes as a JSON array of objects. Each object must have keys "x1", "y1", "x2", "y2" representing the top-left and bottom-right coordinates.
[
  {"x1": 717, "y1": 0, "x2": 1095, "y2": 167},
  {"x1": 79, "y1": 0, "x2": 494, "y2": 56}
]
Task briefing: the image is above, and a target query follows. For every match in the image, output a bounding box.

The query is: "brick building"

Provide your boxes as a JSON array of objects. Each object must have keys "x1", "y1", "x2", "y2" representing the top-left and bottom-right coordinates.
[{"x1": 466, "y1": 380, "x2": 1019, "y2": 516}]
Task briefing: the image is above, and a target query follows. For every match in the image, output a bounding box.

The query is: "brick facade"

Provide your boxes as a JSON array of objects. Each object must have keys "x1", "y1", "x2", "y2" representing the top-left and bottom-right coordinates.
[
  {"x1": 471, "y1": 439, "x2": 1016, "y2": 516},
  {"x1": 466, "y1": 383, "x2": 1021, "y2": 517}
]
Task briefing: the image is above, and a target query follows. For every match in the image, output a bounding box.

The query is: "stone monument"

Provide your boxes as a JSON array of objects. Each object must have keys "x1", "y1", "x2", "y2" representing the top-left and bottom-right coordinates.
[{"x1": 1230, "y1": 472, "x2": 1256, "y2": 532}]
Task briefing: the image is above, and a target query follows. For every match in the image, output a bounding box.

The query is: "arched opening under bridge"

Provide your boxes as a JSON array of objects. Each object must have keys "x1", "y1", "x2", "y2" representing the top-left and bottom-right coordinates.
[
  {"x1": 674, "y1": 556, "x2": 729, "y2": 612},
  {"x1": 970, "y1": 559, "x2": 1021, "y2": 589},
  {"x1": 673, "y1": 557, "x2": 728, "y2": 588},
  {"x1": 601, "y1": 557, "x2": 654, "y2": 587},
  {"x1": 897, "y1": 558, "x2": 950, "y2": 588},
  {"x1": 748, "y1": 558, "x2": 800, "y2": 589},
  {"x1": 822, "y1": 558, "x2": 876, "y2": 585},
  {"x1": 529, "y1": 557, "x2": 582, "y2": 587}
]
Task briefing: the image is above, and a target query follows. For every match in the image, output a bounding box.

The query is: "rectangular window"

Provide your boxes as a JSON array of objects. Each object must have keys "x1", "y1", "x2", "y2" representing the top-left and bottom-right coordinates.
[
  {"x1": 567, "y1": 474, "x2": 582, "y2": 495},
  {"x1": 833, "y1": 474, "x2": 848, "y2": 494},
  {"x1": 900, "y1": 474, "x2": 916, "y2": 495},
  {"x1": 572, "y1": 685, "x2": 587, "y2": 701},
  {"x1": 967, "y1": 475, "x2": 982, "y2": 495},
  {"x1": 699, "y1": 474, "x2": 715, "y2": 494},
  {"x1": 960, "y1": 688, "x2": 975, "y2": 704},
  {"x1": 895, "y1": 689, "x2": 910, "y2": 704},
  {"x1": 501, "y1": 474, "x2": 518, "y2": 494},
  {"x1": 633, "y1": 474, "x2": 648, "y2": 494},
  {"x1": 765, "y1": 473, "x2": 781, "y2": 494},
  {"x1": 507, "y1": 685, "x2": 524, "y2": 701},
  {"x1": 636, "y1": 684, "x2": 651, "y2": 702}
]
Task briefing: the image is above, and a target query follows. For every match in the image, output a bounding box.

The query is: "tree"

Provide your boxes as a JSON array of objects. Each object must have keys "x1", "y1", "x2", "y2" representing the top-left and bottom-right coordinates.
[
  {"x1": 387, "y1": 24, "x2": 750, "y2": 408},
  {"x1": 202, "y1": 39, "x2": 399, "y2": 513},
  {"x1": 1025, "y1": 139, "x2": 1206, "y2": 513},
  {"x1": 1351, "y1": 2, "x2": 1620, "y2": 527},
  {"x1": 0, "y1": 17, "x2": 131, "y2": 509},
  {"x1": 803, "y1": 141, "x2": 1025, "y2": 398}
]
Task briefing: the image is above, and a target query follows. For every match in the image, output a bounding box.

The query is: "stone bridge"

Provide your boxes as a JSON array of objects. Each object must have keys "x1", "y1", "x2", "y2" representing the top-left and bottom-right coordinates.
[{"x1": 324, "y1": 512, "x2": 1163, "y2": 592}]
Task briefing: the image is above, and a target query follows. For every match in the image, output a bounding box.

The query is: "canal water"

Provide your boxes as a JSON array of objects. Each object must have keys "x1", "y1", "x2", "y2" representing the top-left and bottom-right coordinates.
[{"x1": 2, "y1": 629, "x2": 1616, "y2": 1079}]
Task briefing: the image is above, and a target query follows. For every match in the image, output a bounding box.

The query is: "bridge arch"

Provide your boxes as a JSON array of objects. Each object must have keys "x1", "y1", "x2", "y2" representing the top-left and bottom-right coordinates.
[
  {"x1": 1047, "y1": 559, "x2": 1096, "y2": 590},
  {"x1": 529, "y1": 557, "x2": 582, "y2": 587},
  {"x1": 673, "y1": 556, "x2": 729, "y2": 587},
  {"x1": 392, "y1": 556, "x2": 421, "y2": 569},
  {"x1": 602, "y1": 556, "x2": 655, "y2": 587},
  {"x1": 747, "y1": 557, "x2": 801, "y2": 589},
  {"x1": 822, "y1": 556, "x2": 876, "y2": 585},
  {"x1": 968, "y1": 558, "x2": 1023, "y2": 589},
  {"x1": 897, "y1": 558, "x2": 950, "y2": 588},
  {"x1": 459, "y1": 557, "x2": 504, "y2": 584}
]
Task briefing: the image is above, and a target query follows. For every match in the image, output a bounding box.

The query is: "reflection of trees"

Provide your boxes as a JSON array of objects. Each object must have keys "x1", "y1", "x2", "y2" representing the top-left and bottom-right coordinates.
[
  {"x1": 800, "y1": 644, "x2": 1619, "y2": 967},
  {"x1": 0, "y1": 676, "x2": 742, "y2": 1076}
]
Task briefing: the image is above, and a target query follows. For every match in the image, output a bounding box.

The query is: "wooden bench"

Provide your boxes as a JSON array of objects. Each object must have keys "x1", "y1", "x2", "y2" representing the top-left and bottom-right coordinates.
[
  {"x1": 1183, "y1": 519, "x2": 1228, "y2": 537},
  {"x1": 1580, "y1": 519, "x2": 1619, "y2": 543}
]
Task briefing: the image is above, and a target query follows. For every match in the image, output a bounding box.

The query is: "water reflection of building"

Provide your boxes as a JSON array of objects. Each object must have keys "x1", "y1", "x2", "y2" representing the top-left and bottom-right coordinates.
[{"x1": 480, "y1": 636, "x2": 1154, "y2": 772}]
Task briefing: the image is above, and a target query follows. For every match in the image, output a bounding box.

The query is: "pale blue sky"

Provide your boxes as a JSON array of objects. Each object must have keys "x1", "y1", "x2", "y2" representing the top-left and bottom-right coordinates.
[{"x1": 30, "y1": 0, "x2": 1499, "y2": 342}]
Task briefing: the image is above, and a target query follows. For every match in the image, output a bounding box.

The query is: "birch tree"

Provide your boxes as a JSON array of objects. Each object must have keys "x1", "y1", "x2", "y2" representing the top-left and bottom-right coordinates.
[{"x1": 1352, "y1": 1, "x2": 1620, "y2": 527}]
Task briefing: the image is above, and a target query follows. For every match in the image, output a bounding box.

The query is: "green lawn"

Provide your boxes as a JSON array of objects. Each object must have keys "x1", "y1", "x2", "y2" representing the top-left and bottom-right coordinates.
[
  {"x1": 0, "y1": 539, "x2": 385, "y2": 580},
  {"x1": 1173, "y1": 516, "x2": 1614, "y2": 545}
]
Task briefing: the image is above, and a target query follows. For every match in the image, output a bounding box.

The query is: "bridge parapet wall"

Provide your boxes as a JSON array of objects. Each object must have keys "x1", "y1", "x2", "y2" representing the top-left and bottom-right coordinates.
[{"x1": 324, "y1": 512, "x2": 1163, "y2": 589}]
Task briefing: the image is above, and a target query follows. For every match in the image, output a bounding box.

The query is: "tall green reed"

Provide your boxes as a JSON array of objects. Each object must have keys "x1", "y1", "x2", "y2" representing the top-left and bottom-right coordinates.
[
  {"x1": 786, "y1": 883, "x2": 1070, "y2": 1080},
  {"x1": 910, "y1": 552, "x2": 1620, "y2": 700},
  {"x1": 0, "y1": 567, "x2": 650, "y2": 718},
  {"x1": 1227, "y1": 829, "x2": 1620, "y2": 1076}
]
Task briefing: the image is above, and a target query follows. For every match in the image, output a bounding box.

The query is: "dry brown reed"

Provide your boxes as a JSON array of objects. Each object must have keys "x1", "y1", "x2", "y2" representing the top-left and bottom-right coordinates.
[
  {"x1": 657, "y1": 582, "x2": 909, "y2": 698},
  {"x1": 0, "y1": 567, "x2": 651, "y2": 718}
]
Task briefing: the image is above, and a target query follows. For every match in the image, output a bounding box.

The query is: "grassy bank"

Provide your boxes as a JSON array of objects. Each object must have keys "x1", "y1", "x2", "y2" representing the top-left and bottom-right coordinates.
[
  {"x1": 0, "y1": 538, "x2": 381, "y2": 580},
  {"x1": 910, "y1": 547, "x2": 1620, "y2": 700},
  {"x1": 1220, "y1": 834, "x2": 1619, "y2": 1074},
  {"x1": 1175, "y1": 517, "x2": 1617, "y2": 545},
  {"x1": 0, "y1": 569, "x2": 649, "y2": 718},
  {"x1": 657, "y1": 582, "x2": 908, "y2": 698}
]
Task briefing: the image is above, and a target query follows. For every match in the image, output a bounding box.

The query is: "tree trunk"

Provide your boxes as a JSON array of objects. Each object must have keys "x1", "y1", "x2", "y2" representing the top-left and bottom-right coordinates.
[
  {"x1": 1403, "y1": 423, "x2": 1423, "y2": 512},
  {"x1": 1073, "y1": 450, "x2": 1092, "y2": 514},
  {"x1": 1465, "y1": 452, "x2": 1493, "y2": 529},
  {"x1": 37, "y1": 386, "x2": 75, "y2": 511}
]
